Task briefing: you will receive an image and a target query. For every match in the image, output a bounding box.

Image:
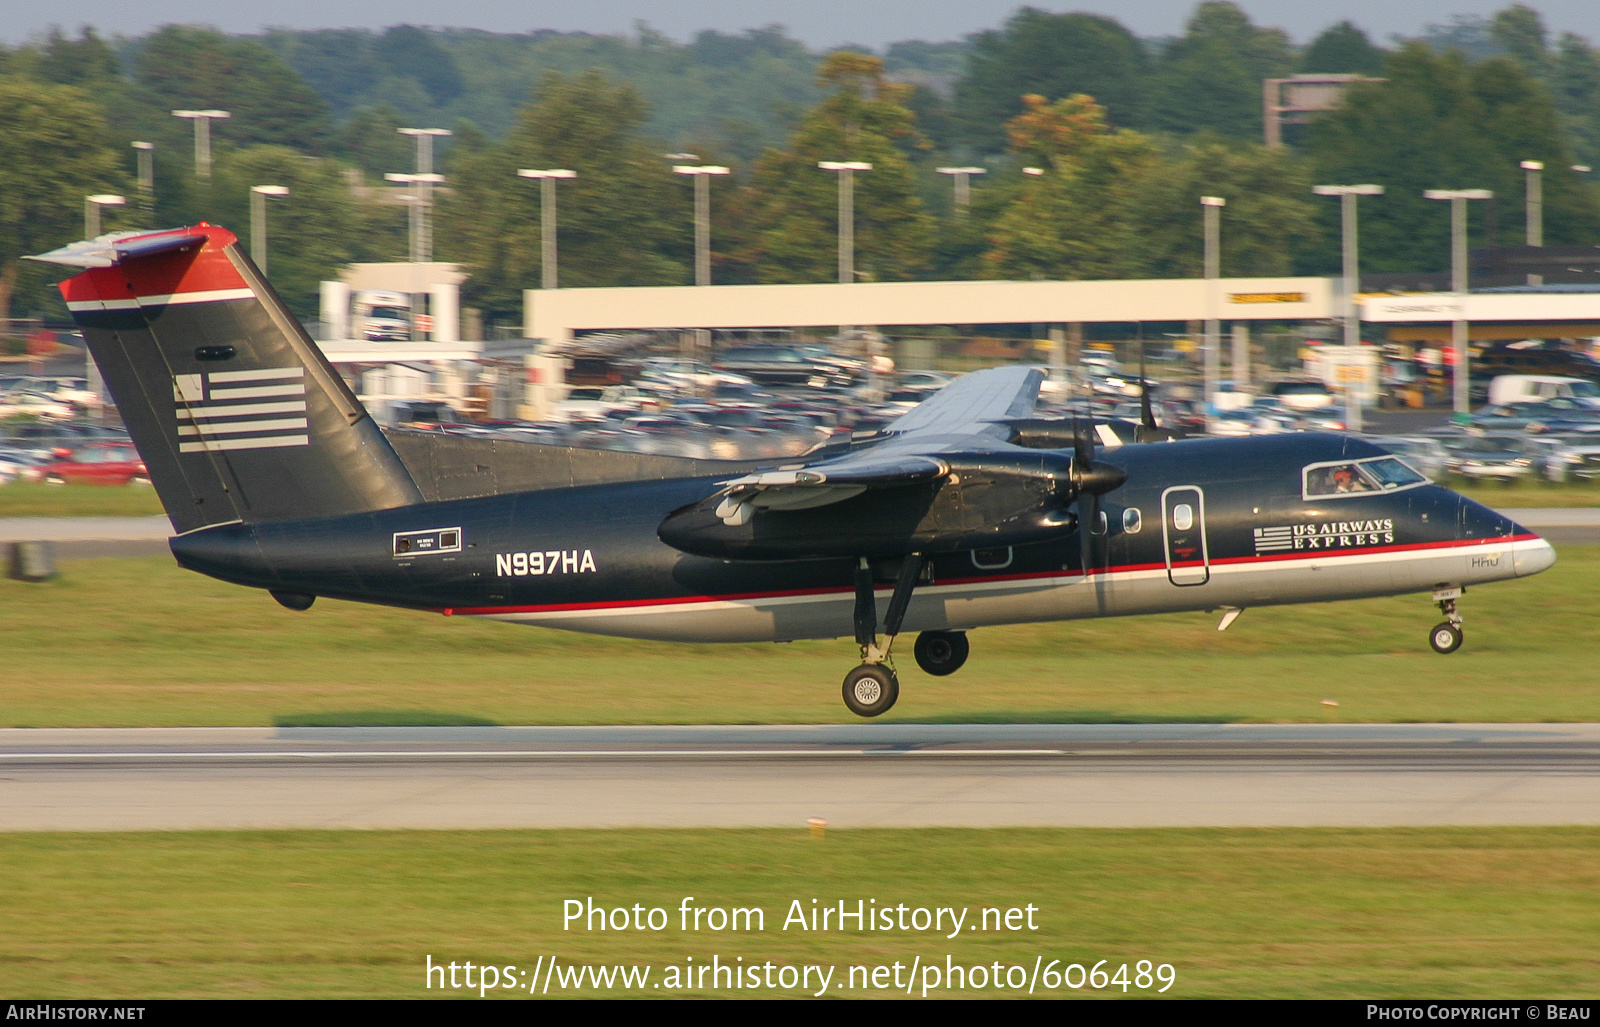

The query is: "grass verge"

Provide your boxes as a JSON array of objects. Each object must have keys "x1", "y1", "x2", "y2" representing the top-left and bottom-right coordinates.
[
  {"x1": 0, "y1": 826, "x2": 1595, "y2": 998},
  {"x1": 0, "y1": 550, "x2": 1596, "y2": 726},
  {"x1": 0, "y1": 482, "x2": 165, "y2": 518}
]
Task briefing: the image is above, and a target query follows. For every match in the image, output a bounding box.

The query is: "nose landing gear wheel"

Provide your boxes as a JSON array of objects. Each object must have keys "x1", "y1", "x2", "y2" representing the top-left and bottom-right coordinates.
[
  {"x1": 913, "y1": 631, "x2": 969, "y2": 676},
  {"x1": 842, "y1": 664, "x2": 899, "y2": 717},
  {"x1": 1429, "y1": 622, "x2": 1463, "y2": 654}
]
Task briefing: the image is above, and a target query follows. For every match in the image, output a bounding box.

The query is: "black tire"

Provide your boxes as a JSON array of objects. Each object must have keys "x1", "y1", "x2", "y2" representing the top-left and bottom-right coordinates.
[
  {"x1": 841, "y1": 664, "x2": 899, "y2": 718},
  {"x1": 913, "y1": 630, "x2": 969, "y2": 676},
  {"x1": 1429, "y1": 622, "x2": 1463, "y2": 654}
]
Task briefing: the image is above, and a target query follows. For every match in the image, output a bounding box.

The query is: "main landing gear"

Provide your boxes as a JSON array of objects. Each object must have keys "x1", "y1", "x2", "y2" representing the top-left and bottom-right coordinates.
[
  {"x1": 1428, "y1": 586, "x2": 1464, "y2": 654},
  {"x1": 913, "y1": 630, "x2": 969, "y2": 676},
  {"x1": 840, "y1": 556, "x2": 974, "y2": 716}
]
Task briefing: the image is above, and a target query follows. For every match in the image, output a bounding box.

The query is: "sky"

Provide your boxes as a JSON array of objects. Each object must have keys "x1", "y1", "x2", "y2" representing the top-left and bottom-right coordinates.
[{"x1": 5, "y1": 0, "x2": 1600, "y2": 49}]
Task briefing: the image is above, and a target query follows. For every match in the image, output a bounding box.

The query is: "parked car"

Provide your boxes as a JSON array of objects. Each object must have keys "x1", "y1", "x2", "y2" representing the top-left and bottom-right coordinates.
[
  {"x1": 40, "y1": 442, "x2": 149, "y2": 485},
  {"x1": 0, "y1": 447, "x2": 52, "y2": 484},
  {"x1": 1525, "y1": 434, "x2": 1600, "y2": 483},
  {"x1": 1368, "y1": 436, "x2": 1449, "y2": 480},
  {"x1": 1269, "y1": 379, "x2": 1335, "y2": 411},
  {"x1": 1439, "y1": 434, "x2": 1535, "y2": 483},
  {"x1": 0, "y1": 391, "x2": 75, "y2": 420},
  {"x1": 713, "y1": 346, "x2": 860, "y2": 387}
]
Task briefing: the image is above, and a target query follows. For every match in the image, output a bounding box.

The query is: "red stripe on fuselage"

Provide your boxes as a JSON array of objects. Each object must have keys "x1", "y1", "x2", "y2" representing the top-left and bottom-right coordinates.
[{"x1": 441, "y1": 533, "x2": 1540, "y2": 617}]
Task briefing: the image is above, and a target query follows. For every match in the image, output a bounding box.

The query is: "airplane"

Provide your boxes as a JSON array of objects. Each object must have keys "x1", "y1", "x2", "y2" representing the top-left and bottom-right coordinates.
[{"x1": 32, "y1": 224, "x2": 1557, "y2": 717}]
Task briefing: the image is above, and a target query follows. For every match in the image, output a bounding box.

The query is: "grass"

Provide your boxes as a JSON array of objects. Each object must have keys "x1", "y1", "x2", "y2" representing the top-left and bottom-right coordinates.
[
  {"x1": 0, "y1": 482, "x2": 165, "y2": 518},
  {"x1": 0, "y1": 476, "x2": 1596, "y2": 518},
  {"x1": 0, "y1": 827, "x2": 1595, "y2": 998},
  {"x1": 1, "y1": 550, "x2": 1597, "y2": 726},
  {"x1": 1453, "y1": 478, "x2": 1600, "y2": 508}
]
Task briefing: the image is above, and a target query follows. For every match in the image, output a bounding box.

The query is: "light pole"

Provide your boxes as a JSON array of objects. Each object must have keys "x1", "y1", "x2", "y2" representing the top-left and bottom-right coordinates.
[
  {"x1": 1520, "y1": 159, "x2": 1544, "y2": 285},
  {"x1": 517, "y1": 169, "x2": 577, "y2": 289},
  {"x1": 1424, "y1": 188, "x2": 1493, "y2": 421},
  {"x1": 1201, "y1": 195, "x2": 1225, "y2": 432},
  {"x1": 132, "y1": 141, "x2": 154, "y2": 195},
  {"x1": 818, "y1": 161, "x2": 872, "y2": 284},
  {"x1": 1313, "y1": 183, "x2": 1384, "y2": 432},
  {"x1": 84, "y1": 194, "x2": 124, "y2": 239},
  {"x1": 384, "y1": 173, "x2": 446, "y2": 263},
  {"x1": 249, "y1": 185, "x2": 289, "y2": 275},
  {"x1": 170, "y1": 110, "x2": 230, "y2": 180},
  {"x1": 399, "y1": 128, "x2": 451, "y2": 261},
  {"x1": 936, "y1": 166, "x2": 986, "y2": 214},
  {"x1": 673, "y1": 164, "x2": 730, "y2": 287}
]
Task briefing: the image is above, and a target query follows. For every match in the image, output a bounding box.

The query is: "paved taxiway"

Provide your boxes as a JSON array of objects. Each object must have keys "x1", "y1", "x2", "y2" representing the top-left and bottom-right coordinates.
[{"x1": 1, "y1": 723, "x2": 1596, "y2": 831}]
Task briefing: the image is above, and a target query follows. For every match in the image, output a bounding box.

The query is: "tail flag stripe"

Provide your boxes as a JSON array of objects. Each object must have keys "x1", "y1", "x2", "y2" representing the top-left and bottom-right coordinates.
[
  {"x1": 179, "y1": 436, "x2": 310, "y2": 454},
  {"x1": 177, "y1": 418, "x2": 310, "y2": 437}
]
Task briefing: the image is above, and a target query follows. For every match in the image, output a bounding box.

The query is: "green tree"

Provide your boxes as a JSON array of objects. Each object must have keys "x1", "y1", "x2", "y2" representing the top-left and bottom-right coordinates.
[
  {"x1": 952, "y1": 9, "x2": 1150, "y2": 153},
  {"x1": 341, "y1": 106, "x2": 415, "y2": 176},
  {"x1": 1300, "y1": 21, "x2": 1386, "y2": 75},
  {"x1": 438, "y1": 70, "x2": 692, "y2": 317},
  {"x1": 1490, "y1": 4, "x2": 1549, "y2": 75},
  {"x1": 209, "y1": 146, "x2": 360, "y2": 318},
  {"x1": 131, "y1": 26, "x2": 335, "y2": 154},
  {"x1": 1308, "y1": 43, "x2": 1600, "y2": 271},
  {"x1": 1132, "y1": 137, "x2": 1320, "y2": 278},
  {"x1": 32, "y1": 27, "x2": 122, "y2": 86},
  {"x1": 0, "y1": 78, "x2": 125, "y2": 320},
  {"x1": 1549, "y1": 33, "x2": 1600, "y2": 165},
  {"x1": 984, "y1": 94, "x2": 1161, "y2": 280},
  {"x1": 1151, "y1": 2, "x2": 1295, "y2": 140},
  {"x1": 745, "y1": 52, "x2": 934, "y2": 283}
]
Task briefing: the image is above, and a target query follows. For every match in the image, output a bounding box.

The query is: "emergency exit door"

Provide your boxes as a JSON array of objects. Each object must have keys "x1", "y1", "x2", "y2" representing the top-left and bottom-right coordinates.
[{"x1": 1162, "y1": 486, "x2": 1210, "y2": 586}]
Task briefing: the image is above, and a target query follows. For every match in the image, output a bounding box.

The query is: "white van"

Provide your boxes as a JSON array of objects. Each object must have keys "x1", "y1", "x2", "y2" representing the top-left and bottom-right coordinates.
[{"x1": 1487, "y1": 375, "x2": 1600, "y2": 408}]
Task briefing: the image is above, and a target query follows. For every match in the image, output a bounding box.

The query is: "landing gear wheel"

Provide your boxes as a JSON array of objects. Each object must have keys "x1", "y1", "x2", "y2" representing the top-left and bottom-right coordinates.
[
  {"x1": 842, "y1": 664, "x2": 899, "y2": 717},
  {"x1": 913, "y1": 631, "x2": 969, "y2": 676},
  {"x1": 1429, "y1": 622, "x2": 1463, "y2": 654}
]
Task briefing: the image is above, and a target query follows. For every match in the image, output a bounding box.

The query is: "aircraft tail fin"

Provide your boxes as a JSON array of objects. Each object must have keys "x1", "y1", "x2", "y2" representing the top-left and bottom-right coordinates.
[{"x1": 33, "y1": 225, "x2": 423, "y2": 534}]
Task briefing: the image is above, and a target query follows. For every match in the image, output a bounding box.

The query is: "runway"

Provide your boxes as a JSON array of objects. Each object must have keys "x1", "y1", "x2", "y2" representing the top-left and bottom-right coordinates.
[{"x1": 1, "y1": 723, "x2": 1596, "y2": 831}]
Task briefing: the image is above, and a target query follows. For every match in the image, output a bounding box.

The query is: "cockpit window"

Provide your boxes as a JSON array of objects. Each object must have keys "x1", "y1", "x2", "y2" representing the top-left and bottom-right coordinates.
[
  {"x1": 1360, "y1": 456, "x2": 1428, "y2": 490},
  {"x1": 1303, "y1": 456, "x2": 1428, "y2": 500}
]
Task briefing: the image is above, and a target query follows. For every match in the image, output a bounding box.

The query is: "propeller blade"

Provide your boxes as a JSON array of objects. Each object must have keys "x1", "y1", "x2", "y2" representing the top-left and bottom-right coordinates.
[{"x1": 1139, "y1": 333, "x2": 1156, "y2": 432}]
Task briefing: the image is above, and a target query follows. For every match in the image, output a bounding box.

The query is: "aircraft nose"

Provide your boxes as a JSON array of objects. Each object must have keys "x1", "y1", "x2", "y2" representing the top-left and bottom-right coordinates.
[{"x1": 1514, "y1": 534, "x2": 1557, "y2": 578}]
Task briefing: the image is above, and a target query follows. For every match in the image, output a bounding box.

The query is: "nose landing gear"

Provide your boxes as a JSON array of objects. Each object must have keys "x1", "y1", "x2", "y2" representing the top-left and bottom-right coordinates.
[{"x1": 1428, "y1": 586, "x2": 1464, "y2": 654}]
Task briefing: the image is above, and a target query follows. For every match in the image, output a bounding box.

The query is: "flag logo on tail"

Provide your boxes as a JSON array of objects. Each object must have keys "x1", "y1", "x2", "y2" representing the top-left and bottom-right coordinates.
[{"x1": 173, "y1": 367, "x2": 309, "y2": 453}]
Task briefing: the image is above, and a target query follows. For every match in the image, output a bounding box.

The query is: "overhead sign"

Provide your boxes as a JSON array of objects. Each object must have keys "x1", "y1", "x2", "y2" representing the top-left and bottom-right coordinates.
[{"x1": 1229, "y1": 292, "x2": 1306, "y2": 304}]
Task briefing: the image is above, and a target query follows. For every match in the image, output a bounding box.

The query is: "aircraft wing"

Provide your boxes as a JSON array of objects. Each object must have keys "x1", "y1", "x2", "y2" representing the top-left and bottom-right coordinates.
[
  {"x1": 884, "y1": 364, "x2": 1044, "y2": 438},
  {"x1": 659, "y1": 365, "x2": 1099, "y2": 557},
  {"x1": 703, "y1": 366, "x2": 1044, "y2": 525}
]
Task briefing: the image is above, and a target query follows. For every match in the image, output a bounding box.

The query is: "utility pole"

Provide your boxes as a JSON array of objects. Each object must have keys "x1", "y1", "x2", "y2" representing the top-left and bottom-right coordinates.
[
  {"x1": 170, "y1": 110, "x2": 230, "y2": 180},
  {"x1": 1313, "y1": 184, "x2": 1384, "y2": 432},
  {"x1": 672, "y1": 164, "x2": 730, "y2": 286},
  {"x1": 250, "y1": 185, "x2": 289, "y2": 275},
  {"x1": 1424, "y1": 188, "x2": 1493, "y2": 422},
  {"x1": 819, "y1": 161, "x2": 872, "y2": 283},
  {"x1": 936, "y1": 166, "x2": 986, "y2": 215},
  {"x1": 517, "y1": 169, "x2": 577, "y2": 289},
  {"x1": 399, "y1": 128, "x2": 451, "y2": 261},
  {"x1": 1201, "y1": 195, "x2": 1225, "y2": 433}
]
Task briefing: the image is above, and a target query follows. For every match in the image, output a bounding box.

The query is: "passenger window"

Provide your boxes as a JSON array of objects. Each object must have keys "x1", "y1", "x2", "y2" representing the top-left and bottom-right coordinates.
[
  {"x1": 1122, "y1": 507, "x2": 1142, "y2": 534},
  {"x1": 1172, "y1": 504, "x2": 1193, "y2": 531}
]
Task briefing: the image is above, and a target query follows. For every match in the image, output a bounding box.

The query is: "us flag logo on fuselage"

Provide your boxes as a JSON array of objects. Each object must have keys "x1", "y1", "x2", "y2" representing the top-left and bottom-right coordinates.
[
  {"x1": 172, "y1": 367, "x2": 309, "y2": 453},
  {"x1": 1253, "y1": 525, "x2": 1294, "y2": 553}
]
